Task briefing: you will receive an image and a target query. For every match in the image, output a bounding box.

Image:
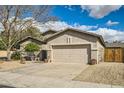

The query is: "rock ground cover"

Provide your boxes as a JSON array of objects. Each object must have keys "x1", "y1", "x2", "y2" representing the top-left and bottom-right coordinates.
[{"x1": 73, "y1": 63, "x2": 124, "y2": 87}]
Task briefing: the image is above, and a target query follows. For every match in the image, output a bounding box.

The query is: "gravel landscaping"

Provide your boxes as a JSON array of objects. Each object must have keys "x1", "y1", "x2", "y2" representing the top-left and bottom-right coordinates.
[
  {"x1": 73, "y1": 63, "x2": 124, "y2": 87},
  {"x1": 0, "y1": 61, "x2": 35, "y2": 71}
]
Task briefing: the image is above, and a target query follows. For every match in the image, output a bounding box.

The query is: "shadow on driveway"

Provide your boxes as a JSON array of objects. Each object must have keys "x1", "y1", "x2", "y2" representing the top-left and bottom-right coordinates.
[{"x1": 0, "y1": 84, "x2": 15, "y2": 88}]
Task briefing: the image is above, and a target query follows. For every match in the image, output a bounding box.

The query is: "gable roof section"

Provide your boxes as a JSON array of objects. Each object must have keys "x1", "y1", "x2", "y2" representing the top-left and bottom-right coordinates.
[
  {"x1": 42, "y1": 30, "x2": 57, "y2": 36},
  {"x1": 16, "y1": 36, "x2": 45, "y2": 46},
  {"x1": 44, "y1": 28, "x2": 105, "y2": 47}
]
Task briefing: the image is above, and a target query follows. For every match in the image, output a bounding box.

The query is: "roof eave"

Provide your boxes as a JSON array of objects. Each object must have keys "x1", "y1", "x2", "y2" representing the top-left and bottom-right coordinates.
[
  {"x1": 16, "y1": 36, "x2": 45, "y2": 45},
  {"x1": 42, "y1": 30, "x2": 57, "y2": 36}
]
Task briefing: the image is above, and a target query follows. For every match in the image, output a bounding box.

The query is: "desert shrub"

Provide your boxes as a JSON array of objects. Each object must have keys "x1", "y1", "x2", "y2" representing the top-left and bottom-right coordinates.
[
  {"x1": 25, "y1": 43, "x2": 40, "y2": 52},
  {"x1": 11, "y1": 51, "x2": 21, "y2": 60}
]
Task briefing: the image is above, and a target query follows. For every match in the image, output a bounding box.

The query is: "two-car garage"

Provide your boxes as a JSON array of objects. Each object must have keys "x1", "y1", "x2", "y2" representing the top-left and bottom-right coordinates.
[
  {"x1": 45, "y1": 29, "x2": 105, "y2": 64},
  {"x1": 52, "y1": 45, "x2": 91, "y2": 64}
]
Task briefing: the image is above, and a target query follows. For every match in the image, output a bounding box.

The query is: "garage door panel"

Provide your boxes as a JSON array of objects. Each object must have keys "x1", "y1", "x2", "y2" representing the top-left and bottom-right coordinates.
[{"x1": 52, "y1": 45, "x2": 90, "y2": 63}]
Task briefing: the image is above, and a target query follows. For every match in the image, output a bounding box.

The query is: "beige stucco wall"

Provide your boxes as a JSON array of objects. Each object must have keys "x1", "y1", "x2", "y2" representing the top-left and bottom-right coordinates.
[
  {"x1": 97, "y1": 40, "x2": 104, "y2": 62},
  {"x1": 45, "y1": 30, "x2": 102, "y2": 63},
  {"x1": 47, "y1": 31, "x2": 97, "y2": 48}
]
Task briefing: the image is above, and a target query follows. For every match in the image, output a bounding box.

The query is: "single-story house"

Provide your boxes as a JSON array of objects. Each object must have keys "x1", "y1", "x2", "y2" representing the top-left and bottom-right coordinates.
[
  {"x1": 16, "y1": 28, "x2": 105, "y2": 64},
  {"x1": 13, "y1": 28, "x2": 124, "y2": 63}
]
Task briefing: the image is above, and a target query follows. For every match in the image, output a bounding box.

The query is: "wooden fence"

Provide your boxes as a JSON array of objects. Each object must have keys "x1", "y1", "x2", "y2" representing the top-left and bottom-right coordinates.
[{"x1": 104, "y1": 48, "x2": 123, "y2": 62}]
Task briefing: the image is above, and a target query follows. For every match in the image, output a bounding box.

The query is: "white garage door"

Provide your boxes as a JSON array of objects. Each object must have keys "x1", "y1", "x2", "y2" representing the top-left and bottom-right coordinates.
[{"x1": 52, "y1": 45, "x2": 90, "y2": 63}]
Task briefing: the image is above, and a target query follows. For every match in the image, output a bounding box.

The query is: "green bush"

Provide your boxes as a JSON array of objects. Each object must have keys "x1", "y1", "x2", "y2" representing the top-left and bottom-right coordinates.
[
  {"x1": 11, "y1": 51, "x2": 21, "y2": 60},
  {"x1": 25, "y1": 43, "x2": 40, "y2": 52}
]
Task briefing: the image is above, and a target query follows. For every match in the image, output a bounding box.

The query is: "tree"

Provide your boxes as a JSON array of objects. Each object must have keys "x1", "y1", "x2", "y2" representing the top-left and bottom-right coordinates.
[
  {"x1": 0, "y1": 40, "x2": 6, "y2": 50},
  {"x1": 0, "y1": 5, "x2": 57, "y2": 60},
  {"x1": 19, "y1": 26, "x2": 43, "y2": 40}
]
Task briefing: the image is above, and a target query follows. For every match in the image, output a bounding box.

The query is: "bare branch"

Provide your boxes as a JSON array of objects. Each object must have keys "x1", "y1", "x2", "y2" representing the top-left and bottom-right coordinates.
[{"x1": 0, "y1": 5, "x2": 57, "y2": 60}]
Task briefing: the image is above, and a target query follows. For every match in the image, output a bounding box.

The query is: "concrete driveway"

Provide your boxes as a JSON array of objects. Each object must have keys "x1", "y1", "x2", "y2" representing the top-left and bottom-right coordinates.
[
  {"x1": 0, "y1": 62, "x2": 122, "y2": 88},
  {"x1": 9, "y1": 62, "x2": 88, "y2": 80}
]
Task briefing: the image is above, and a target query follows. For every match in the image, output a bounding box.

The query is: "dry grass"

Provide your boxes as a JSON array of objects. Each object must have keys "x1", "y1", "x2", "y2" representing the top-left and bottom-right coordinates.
[
  {"x1": 73, "y1": 63, "x2": 124, "y2": 86},
  {"x1": 0, "y1": 61, "x2": 28, "y2": 71}
]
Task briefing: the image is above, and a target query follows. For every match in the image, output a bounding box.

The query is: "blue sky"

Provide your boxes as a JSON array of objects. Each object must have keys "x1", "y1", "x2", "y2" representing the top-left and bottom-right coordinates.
[
  {"x1": 51, "y1": 5, "x2": 124, "y2": 31},
  {"x1": 19, "y1": 5, "x2": 124, "y2": 42},
  {"x1": 36, "y1": 5, "x2": 123, "y2": 42}
]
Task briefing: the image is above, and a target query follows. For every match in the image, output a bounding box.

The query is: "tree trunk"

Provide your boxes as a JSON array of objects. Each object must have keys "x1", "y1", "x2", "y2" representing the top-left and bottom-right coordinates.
[{"x1": 7, "y1": 48, "x2": 11, "y2": 61}]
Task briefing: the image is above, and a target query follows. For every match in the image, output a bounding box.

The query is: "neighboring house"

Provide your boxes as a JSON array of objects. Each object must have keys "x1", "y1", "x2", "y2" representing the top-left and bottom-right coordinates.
[{"x1": 16, "y1": 28, "x2": 105, "y2": 64}]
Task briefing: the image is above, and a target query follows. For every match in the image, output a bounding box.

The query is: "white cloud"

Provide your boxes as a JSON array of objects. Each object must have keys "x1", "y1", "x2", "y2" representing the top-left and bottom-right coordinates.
[
  {"x1": 34, "y1": 21, "x2": 97, "y2": 32},
  {"x1": 106, "y1": 20, "x2": 119, "y2": 26},
  {"x1": 73, "y1": 23, "x2": 98, "y2": 30},
  {"x1": 34, "y1": 21, "x2": 71, "y2": 32},
  {"x1": 90, "y1": 28, "x2": 124, "y2": 42},
  {"x1": 34, "y1": 21, "x2": 124, "y2": 42},
  {"x1": 64, "y1": 5, "x2": 74, "y2": 11},
  {"x1": 81, "y1": 5, "x2": 122, "y2": 18}
]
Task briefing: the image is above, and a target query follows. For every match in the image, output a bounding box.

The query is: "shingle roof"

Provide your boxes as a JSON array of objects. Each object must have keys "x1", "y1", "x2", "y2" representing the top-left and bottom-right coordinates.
[
  {"x1": 16, "y1": 36, "x2": 45, "y2": 45},
  {"x1": 14, "y1": 28, "x2": 107, "y2": 48},
  {"x1": 105, "y1": 43, "x2": 124, "y2": 48},
  {"x1": 44, "y1": 28, "x2": 105, "y2": 47}
]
